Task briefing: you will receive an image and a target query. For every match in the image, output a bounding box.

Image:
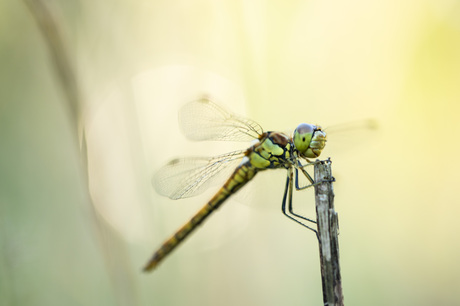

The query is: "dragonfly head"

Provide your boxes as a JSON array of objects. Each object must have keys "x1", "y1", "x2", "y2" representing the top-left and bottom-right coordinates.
[{"x1": 293, "y1": 123, "x2": 327, "y2": 158}]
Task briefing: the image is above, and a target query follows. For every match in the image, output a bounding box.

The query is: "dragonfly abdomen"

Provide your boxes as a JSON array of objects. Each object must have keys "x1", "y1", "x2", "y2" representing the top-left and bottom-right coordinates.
[{"x1": 144, "y1": 161, "x2": 257, "y2": 271}]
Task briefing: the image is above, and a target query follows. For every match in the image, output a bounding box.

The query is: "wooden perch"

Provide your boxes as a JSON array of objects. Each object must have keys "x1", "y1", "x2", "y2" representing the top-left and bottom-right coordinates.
[{"x1": 314, "y1": 159, "x2": 344, "y2": 306}]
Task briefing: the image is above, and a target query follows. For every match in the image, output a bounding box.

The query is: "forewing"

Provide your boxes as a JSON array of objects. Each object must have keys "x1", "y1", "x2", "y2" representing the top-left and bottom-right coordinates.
[
  {"x1": 179, "y1": 98, "x2": 263, "y2": 142},
  {"x1": 153, "y1": 150, "x2": 246, "y2": 200}
]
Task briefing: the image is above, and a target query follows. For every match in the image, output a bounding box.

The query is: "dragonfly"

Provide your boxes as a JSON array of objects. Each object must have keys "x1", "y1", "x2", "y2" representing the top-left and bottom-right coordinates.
[{"x1": 144, "y1": 98, "x2": 327, "y2": 271}]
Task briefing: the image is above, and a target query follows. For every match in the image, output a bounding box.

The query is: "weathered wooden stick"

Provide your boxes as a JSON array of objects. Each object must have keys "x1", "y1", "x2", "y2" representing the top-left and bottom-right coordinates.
[{"x1": 314, "y1": 159, "x2": 344, "y2": 306}]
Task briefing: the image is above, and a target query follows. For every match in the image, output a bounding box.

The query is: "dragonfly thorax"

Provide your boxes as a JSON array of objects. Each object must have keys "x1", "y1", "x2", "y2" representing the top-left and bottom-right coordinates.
[{"x1": 247, "y1": 132, "x2": 294, "y2": 170}]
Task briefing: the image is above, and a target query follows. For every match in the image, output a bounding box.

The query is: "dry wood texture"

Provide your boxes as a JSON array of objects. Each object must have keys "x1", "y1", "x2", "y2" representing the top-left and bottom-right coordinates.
[{"x1": 314, "y1": 159, "x2": 344, "y2": 306}]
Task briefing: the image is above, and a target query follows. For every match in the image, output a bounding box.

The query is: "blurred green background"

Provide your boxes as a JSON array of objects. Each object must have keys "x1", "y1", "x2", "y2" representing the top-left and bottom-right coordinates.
[{"x1": 1, "y1": 0, "x2": 460, "y2": 305}]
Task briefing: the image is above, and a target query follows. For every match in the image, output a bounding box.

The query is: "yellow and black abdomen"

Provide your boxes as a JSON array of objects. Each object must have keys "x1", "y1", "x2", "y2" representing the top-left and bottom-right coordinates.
[{"x1": 144, "y1": 160, "x2": 257, "y2": 271}]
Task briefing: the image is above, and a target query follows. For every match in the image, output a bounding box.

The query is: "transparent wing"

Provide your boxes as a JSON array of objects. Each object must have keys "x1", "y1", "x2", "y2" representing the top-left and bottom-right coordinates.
[
  {"x1": 179, "y1": 97, "x2": 264, "y2": 142},
  {"x1": 153, "y1": 150, "x2": 246, "y2": 200},
  {"x1": 323, "y1": 119, "x2": 379, "y2": 154},
  {"x1": 324, "y1": 119, "x2": 378, "y2": 135}
]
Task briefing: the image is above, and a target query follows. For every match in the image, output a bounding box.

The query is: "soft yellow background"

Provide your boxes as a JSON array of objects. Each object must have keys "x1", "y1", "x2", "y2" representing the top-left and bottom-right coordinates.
[{"x1": 1, "y1": 1, "x2": 460, "y2": 305}]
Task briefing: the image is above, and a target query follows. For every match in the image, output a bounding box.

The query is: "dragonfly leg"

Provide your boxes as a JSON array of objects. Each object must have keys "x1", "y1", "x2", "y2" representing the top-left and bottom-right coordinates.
[
  {"x1": 295, "y1": 160, "x2": 334, "y2": 190},
  {"x1": 281, "y1": 168, "x2": 317, "y2": 235},
  {"x1": 295, "y1": 167, "x2": 315, "y2": 190},
  {"x1": 289, "y1": 168, "x2": 318, "y2": 224}
]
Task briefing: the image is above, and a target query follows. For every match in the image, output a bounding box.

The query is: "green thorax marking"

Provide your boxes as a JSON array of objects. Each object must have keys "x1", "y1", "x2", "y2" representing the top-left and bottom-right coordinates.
[{"x1": 248, "y1": 132, "x2": 293, "y2": 170}]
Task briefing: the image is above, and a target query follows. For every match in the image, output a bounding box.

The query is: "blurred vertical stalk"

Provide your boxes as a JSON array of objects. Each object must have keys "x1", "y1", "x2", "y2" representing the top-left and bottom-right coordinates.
[
  {"x1": 314, "y1": 159, "x2": 344, "y2": 306},
  {"x1": 23, "y1": 0, "x2": 136, "y2": 304},
  {"x1": 23, "y1": 0, "x2": 80, "y2": 128}
]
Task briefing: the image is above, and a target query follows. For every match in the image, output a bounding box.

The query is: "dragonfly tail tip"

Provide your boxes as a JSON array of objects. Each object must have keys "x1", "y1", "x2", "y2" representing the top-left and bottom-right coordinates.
[{"x1": 143, "y1": 261, "x2": 157, "y2": 272}]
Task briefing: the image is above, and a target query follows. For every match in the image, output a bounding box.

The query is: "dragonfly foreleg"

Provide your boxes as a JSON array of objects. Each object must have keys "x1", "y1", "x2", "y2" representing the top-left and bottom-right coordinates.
[
  {"x1": 295, "y1": 167, "x2": 315, "y2": 190},
  {"x1": 295, "y1": 159, "x2": 333, "y2": 190},
  {"x1": 294, "y1": 168, "x2": 335, "y2": 192},
  {"x1": 281, "y1": 168, "x2": 317, "y2": 235}
]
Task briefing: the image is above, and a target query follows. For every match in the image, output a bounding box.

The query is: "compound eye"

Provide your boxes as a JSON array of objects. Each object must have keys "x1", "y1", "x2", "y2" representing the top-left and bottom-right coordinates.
[{"x1": 293, "y1": 123, "x2": 315, "y2": 154}]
